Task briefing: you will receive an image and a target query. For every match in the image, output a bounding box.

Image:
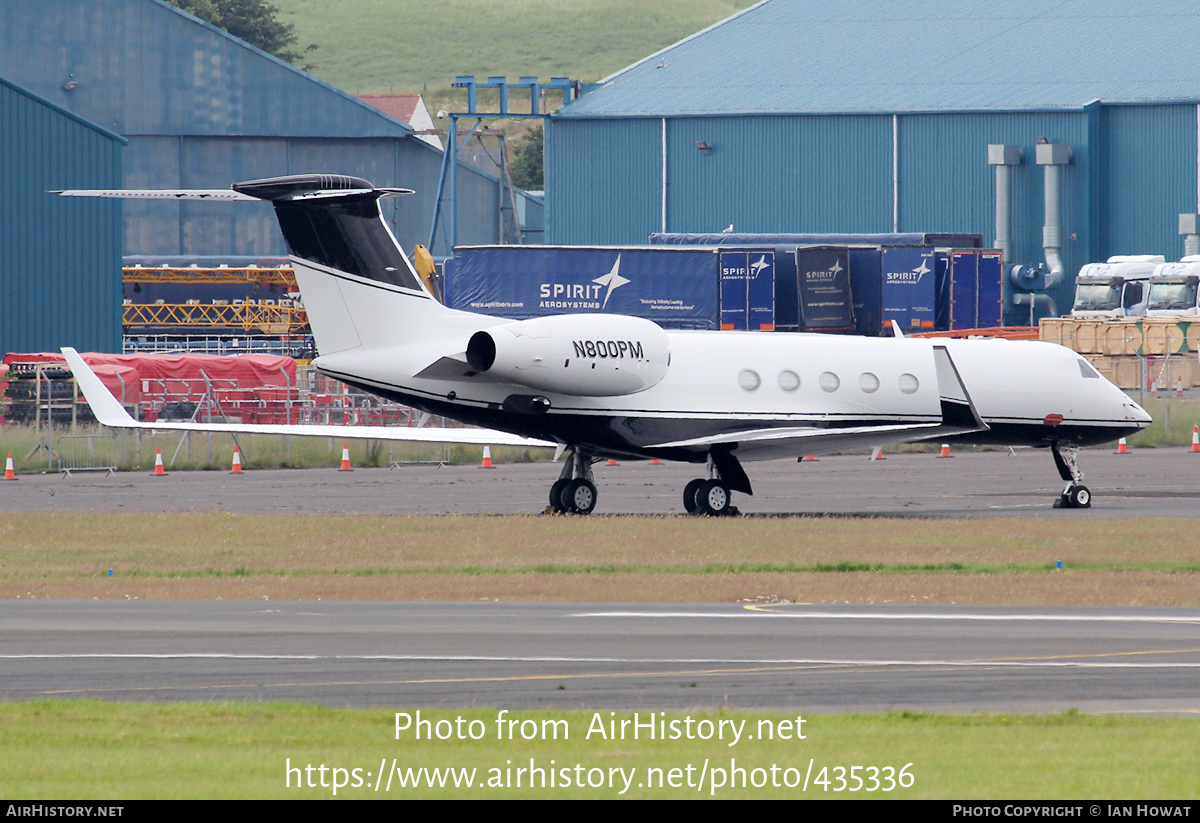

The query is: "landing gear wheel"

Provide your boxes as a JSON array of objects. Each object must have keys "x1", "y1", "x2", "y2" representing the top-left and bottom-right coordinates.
[
  {"x1": 549, "y1": 479, "x2": 571, "y2": 513},
  {"x1": 564, "y1": 479, "x2": 597, "y2": 515},
  {"x1": 1060, "y1": 484, "x2": 1091, "y2": 509},
  {"x1": 700, "y1": 479, "x2": 732, "y2": 516},
  {"x1": 683, "y1": 479, "x2": 706, "y2": 515},
  {"x1": 1050, "y1": 442, "x2": 1091, "y2": 510}
]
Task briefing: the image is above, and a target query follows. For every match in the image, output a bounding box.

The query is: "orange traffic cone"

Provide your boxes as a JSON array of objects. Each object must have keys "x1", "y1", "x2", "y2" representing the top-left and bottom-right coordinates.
[
  {"x1": 1192, "y1": 426, "x2": 1199, "y2": 454},
  {"x1": 801, "y1": 455, "x2": 818, "y2": 462},
  {"x1": 650, "y1": 458, "x2": 662, "y2": 465},
  {"x1": 152, "y1": 448, "x2": 167, "y2": 476},
  {"x1": 231, "y1": 447, "x2": 244, "y2": 474},
  {"x1": 937, "y1": 443, "x2": 953, "y2": 458},
  {"x1": 869, "y1": 446, "x2": 885, "y2": 461},
  {"x1": 606, "y1": 458, "x2": 619, "y2": 466},
  {"x1": 1115, "y1": 438, "x2": 1128, "y2": 455},
  {"x1": 480, "y1": 446, "x2": 494, "y2": 469},
  {"x1": 339, "y1": 443, "x2": 353, "y2": 471},
  {"x1": 3, "y1": 452, "x2": 16, "y2": 481}
]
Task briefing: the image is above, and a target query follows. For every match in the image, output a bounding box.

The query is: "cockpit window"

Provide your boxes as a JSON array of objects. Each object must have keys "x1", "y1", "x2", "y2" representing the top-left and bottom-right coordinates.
[{"x1": 1078, "y1": 359, "x2": 1100, "y2": 379}]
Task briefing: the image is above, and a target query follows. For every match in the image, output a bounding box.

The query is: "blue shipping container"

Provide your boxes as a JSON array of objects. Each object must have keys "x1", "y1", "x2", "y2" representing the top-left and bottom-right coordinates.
[
  {"x1": 445, "y1": 246, "x2": 720, "y2": 328},
  {"x1": 882, "y1": 247, "x2": 937, "y2": 330}
]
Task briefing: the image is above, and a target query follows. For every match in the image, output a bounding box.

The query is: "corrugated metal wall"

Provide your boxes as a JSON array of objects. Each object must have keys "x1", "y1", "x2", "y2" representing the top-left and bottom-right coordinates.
[
  {"x1": 1097, "y1": 104, "x2": 1197, "y2": 261},
  {"x1": 0, "y1": 0, "x2": 503, "y2": 260},
  {"x1": 548, "y1": 103, "x2": 1200, "y2": 315},
  {"x1": 897, "y1": 110, "x2": 1091, "y2": 310},
  {"x1": 546, "y1": 118, "x2": 663, "y2": 244},
  {"x1": 116, "y1": 135, "x2": 498, "y2": 257},
  {"x1": 667, "y1": 116, "x2": 892, "y2": 235},
  {"x1": 0, "y1": 79, "x2": 124, "y2": 354}
]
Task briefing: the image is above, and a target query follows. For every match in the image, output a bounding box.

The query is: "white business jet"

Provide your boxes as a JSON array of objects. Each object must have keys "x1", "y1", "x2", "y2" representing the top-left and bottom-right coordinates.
[{"x1": 60, "y1": 174, "x2": 1150, "y2": 514}]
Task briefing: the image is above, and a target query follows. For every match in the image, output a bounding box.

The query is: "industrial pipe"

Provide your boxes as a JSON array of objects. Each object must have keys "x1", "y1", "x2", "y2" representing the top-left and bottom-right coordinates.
[{"x1": 1037, "y1": 142, "x2": 1072, "y2": 294}]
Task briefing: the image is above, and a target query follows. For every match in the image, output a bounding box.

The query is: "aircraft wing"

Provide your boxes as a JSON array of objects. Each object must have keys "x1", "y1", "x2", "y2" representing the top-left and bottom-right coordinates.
[
  {"x1": 61, "y1": 348, "x2": 555, "y2": 448},
  {"x1": 648, "y1": 420, "x2": 972, "y2": 460}
]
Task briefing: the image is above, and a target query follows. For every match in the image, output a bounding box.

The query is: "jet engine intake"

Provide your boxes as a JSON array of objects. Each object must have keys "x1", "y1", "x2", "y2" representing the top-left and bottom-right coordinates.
[{"x1": 466, "y1": 314, "x2": 670, "y2": 396}]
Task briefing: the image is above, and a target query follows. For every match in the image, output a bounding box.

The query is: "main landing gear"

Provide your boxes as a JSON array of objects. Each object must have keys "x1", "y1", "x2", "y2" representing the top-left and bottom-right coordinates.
[
  {"x1": 683, "y1": 455, "x2": 740, "y2": 517},
  {"x1": 548, "y1": 449, "x2": 597, "y2": 515},
  {"x1": 1050, "y1": 441, "x2": 1091, "y2": 509}
]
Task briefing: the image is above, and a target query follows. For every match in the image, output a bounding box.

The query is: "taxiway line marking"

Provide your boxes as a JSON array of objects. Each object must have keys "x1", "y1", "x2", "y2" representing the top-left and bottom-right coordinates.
[
  {"x1": 574, "y1": 608, "x2": 1200, "y2": 624},
  {"x1": 5, "y1": 653, "x2": 1200, "y2": 668}
]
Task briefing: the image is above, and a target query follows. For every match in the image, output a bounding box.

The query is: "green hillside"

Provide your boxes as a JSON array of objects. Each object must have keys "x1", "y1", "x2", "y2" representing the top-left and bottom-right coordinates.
[{"x1": 274, "y1": 0, "x2": 755, "y2": 97}]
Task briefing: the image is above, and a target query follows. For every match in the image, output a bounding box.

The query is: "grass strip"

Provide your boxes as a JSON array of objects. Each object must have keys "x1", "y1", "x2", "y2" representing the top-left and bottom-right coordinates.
[
  {"x1": 1, "y1": 701, "x2": 1195, "y2": 799},
  {"x1": 11, "y1": 560, "x2": 1200, "y2": 582}
]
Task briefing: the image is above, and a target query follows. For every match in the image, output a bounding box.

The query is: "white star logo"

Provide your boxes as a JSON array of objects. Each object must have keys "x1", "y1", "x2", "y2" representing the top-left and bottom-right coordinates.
[
  {"x1": 829, "y1": 260, "x2": 844, "y2": 275},
  {"x1": 750, "y1": 255, "x2": 770, "y2": 277},
  {"x1": 592, "y1": 255, "x2": 630, "y2": 309},
  {"x1": 912, "y1": 259, "x2": 931, "y2": 277}
]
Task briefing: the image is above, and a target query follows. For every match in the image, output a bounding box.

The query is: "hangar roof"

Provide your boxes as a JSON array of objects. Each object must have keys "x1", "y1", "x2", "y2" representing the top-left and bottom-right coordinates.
[
  {"x1": 558, "y1": 0, "x2": 1200, "y2": 117},
  {"x1": 0, "y1": 0, "x2": 414, "y2": 138}
]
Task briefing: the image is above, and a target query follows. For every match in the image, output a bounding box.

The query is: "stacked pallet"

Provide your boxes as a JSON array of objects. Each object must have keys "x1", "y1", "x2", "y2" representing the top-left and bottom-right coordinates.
[{"x1": 1039, "y1": 317, "x2": 1200, "y2": 390}]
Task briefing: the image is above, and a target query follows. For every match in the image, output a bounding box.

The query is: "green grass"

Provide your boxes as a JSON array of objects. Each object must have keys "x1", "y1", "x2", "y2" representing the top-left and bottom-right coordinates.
[
  {"x1": 274, "y1": 0, "x2": 755, "y2": 96},
  {"x1": 1, "y1": 702, "x2": 1195, "y2": 799},
  {"x1": 1125, "y1": 396, "x2": 1200, "y2": 447}
]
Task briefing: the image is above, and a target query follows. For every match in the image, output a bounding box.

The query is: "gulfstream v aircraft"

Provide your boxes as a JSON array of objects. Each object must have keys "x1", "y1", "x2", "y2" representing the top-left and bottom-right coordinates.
[{"x1": 60, "y1": 174, "x2": 1150, "y2": 514}]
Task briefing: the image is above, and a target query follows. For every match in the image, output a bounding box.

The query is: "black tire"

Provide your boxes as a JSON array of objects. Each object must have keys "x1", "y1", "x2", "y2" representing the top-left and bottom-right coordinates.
[
  {"x1": 564, "y1": 479, "x2": 597, "y2": 515},
  {"x1": 549, "y1": 479, "x2": 571, "y2": 513},
  {"x1": 1068, "y1": 485, "x2": 1091, "y2": 509},
  {"x1": 683, "y1": 479, "x2": 706, "y2": 514},
  {"x1": 700, "y1": 479, "x2": 731, "y2": 516}
]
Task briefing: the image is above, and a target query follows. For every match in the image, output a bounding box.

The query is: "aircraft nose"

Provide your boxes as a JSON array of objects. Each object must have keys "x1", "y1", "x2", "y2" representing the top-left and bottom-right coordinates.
[{"x1": 1124, "y1": 399, "x2": 1152, "y2": 426}]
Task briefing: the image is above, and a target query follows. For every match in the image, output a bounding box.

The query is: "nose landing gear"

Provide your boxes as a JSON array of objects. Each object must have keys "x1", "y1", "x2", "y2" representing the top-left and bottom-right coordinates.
[{"x1": 1051, "y1": 441, "x2": 1091, "y2": 509}]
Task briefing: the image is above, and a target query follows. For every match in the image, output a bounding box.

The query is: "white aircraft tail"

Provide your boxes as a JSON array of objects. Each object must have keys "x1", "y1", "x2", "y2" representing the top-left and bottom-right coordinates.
[
  {"x1": 231, "y1": 175, "x2": 457, "y2": 355},
  {"x1": 61, "y1": 174, "x2": 460, "y2": 356}
]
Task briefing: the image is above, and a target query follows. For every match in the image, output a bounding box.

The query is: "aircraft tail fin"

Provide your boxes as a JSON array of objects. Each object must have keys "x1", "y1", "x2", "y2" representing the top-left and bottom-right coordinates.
[
  {"x1": 59, "y1": 174, "x2": 456, "y2": 357},
  {"x1": 230, "y1": 175, "x2": 452, "y2": 355}
]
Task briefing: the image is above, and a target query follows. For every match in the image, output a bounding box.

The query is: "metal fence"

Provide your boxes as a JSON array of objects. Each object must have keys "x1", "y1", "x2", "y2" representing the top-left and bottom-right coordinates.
[{"x1": 56, "y1": 433, "x2": 117, "y2": 476}]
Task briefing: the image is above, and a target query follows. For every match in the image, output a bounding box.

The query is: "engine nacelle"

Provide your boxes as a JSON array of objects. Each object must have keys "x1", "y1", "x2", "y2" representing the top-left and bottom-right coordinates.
[{"x1": 466, "y1": 314, "x2": 670, "y2": 396}]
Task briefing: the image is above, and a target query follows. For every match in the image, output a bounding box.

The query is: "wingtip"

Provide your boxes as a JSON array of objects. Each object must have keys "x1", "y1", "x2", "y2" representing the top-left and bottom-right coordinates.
[{"x1": 60, "y1": 348, "x2": 139, "y2": 428}]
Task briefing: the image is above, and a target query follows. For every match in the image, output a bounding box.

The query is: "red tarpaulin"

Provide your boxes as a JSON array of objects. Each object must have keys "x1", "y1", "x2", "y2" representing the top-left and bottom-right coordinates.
[{"x1": 3, "y1": 352, "x2": 298, "y2": 422}]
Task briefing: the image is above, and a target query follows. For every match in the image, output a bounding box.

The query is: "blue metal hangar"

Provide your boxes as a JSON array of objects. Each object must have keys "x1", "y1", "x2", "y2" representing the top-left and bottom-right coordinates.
[
  {"x1": 0, "y1": 0, "x2": 504, "y2": 260},
  {"x1": 0, "y1": 78, "x2": 124, "y2": 353},
  {"x1": 545, "y1": 0, "x2": 1200, "y2": 321}
]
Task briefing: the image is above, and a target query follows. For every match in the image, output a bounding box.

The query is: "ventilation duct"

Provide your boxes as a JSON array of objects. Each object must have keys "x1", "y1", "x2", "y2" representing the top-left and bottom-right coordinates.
[
  {"x1": 988, "y1": 145, "x2": 1022, "y2": 321},
  {"x1": 1036, "y1": 142, "x2": 1072, "y2": 293},
  {"x1": 1181, "y1": 214, "x2": 1200, "y2": 258}
]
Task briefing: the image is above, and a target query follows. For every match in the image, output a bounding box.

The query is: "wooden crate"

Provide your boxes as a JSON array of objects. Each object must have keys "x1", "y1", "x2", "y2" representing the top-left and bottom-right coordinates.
[
  {"x1": 1098, "y1": 321, "x2": 1142, "y2": 356},
  {"x1": 1038, "y1": 318, "x2": 1069, "y2": 347},
  {"x1": 1112, "y1": 357, "x2": 1144, "y2": 390},
  {"x1": 1070, "y1": 319, "x2": 1103, "y2": 354},
  {"x1": 1141, "y1": 319, "x2": 1189, "y2": 355}
]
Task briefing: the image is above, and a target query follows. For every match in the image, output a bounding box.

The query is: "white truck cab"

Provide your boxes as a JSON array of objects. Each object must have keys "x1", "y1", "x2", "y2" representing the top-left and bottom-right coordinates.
[
  {"x1": 1070, "y1": 256, "x2": 1162, "y2": 317},
  {"x1": 1146, "y1": 256, "x2": 1200, "y2": 316}
]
